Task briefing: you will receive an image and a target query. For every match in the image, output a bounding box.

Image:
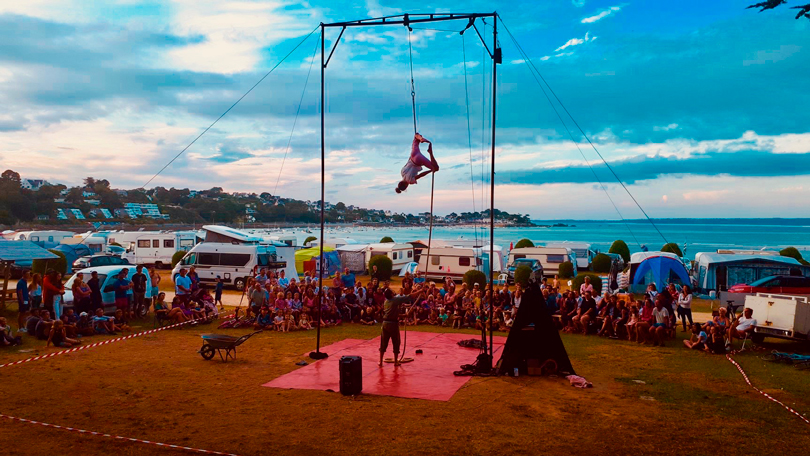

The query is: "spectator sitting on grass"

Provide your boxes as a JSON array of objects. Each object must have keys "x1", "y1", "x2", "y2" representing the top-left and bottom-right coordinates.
[
  {"x1": 683, "y1": 323, "x2": 707, "y2": 350},
  {"x1": 76, "y1": 312, "x2": 95, "y2": 336},
  {"x1": 728, "y1": 308, "x2": 757, "y2": 344},
  {"x1": 651, "y1": 296, "x2": 671, "y2": 347},
  {"x1": 25, "y1": 309, "x2": 41, "y2": 335},
  {"x1": 47, "y1": 320, "x2": 80, "y2": 348},
  {"x1": 61, "y1": 308, "x2": 78, "y2": 338},
  {"x1": 92, "y1": 308, "x2": 117, "y2": 335},
  {"x1": 254, "y1": 307, "x2": 272, "y2": 329},
  {"x1": 35, "y1": 310, "x2": 55, "y2": 340},
  {"x1": 113, "y1": 309, "x2": 132, "y2": 333},
  {"x1": 0, "y1": 317, "x2": 22, "y2": 346},
  {"x1": 573, "y1": 290, "x2": 597, "y2": 335}
]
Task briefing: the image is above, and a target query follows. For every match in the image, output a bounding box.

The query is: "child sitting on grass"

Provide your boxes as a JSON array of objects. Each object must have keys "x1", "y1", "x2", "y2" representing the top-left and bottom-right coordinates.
[
  {"x1": 76, "y1": 312, "x2": 95, "y2": 336},
  {"x1": 113, "y1": 309, "x2": 131, "y2": 333},
  {"x1": 298, "y1": 312, "x2": 312, "y2": 330},
  {"x1": 47, "y1": 320, "x2": 80, "y2": 348},
  {"x1": 284, "y1": 311, "x2": 296, "y2": 332},
  {"x1": 273, "y1": 311, "x2": 285, "y2": 332},
  {"x1": 61, "y1": 308, "x2": 78, "y2": 338},
  {"x1": 0, "y1": 317, "x2": 22, "y2": 346},
  {"x1": 683, "y1": 323, "x2": 707, "y2": 350},
  {"x1": 254, "y1": 307, "x2": 273, "y2": 330}
]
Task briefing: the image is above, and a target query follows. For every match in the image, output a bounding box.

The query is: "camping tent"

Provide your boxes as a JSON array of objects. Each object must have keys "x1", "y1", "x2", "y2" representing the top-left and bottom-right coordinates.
[
  {"x1": 497, "y1": 279, "x2": 576, "y2": 376},
  {"x1": 51, "y1": 243, "x2": 93, "y2": 273},
  {"x1": 628, "y1": 252, "x2": 690, "y2": 293},
  {"x1": 294, "y1": 247, "x2": 337, "y2": 277},
  {"x1": 336, "y1": 244, "x2": 367, "y2": 274},
  {"x1": 693, "y1": 252, "x2": 809, "y2": 292}
]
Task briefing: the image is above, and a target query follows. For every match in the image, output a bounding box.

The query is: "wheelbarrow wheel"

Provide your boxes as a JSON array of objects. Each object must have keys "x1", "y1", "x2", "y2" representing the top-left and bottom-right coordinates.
[{"x1": 200, "y1": 344, "x2": 216, "y2": 360}]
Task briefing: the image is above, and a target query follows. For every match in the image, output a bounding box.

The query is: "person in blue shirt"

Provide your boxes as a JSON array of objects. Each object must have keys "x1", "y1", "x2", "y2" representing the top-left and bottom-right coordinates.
[
  {"x1": 16, "y1": 271, "x2": 31, "y2": 332},
  {"x1": 277, "y1": 270, "x2": 290, "y2": 288},
  {"x1": 215, "y1": 276, "x2": 224, "y2": 310},
  {"x1": 113, "y1": 269, "x2": 133, "y2": 317},
  {"x1": 175, "y1": 268, "x2": 192, "y2": 304},
  {"x1": 340, "y1": 268, "x2": 355, "y2": 289}
]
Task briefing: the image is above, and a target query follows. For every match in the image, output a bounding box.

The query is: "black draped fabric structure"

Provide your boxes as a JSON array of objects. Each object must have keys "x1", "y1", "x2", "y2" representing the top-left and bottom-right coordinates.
[{"x1": 496, "y1": 279, "x2": 575, "y2": 376}]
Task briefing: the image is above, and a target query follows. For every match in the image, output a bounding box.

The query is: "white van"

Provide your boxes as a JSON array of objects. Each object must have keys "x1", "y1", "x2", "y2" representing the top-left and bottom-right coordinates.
[
  {"x1": 544, "y1": 242, "x2": 594, "y2": 271},
  {"x1": 171, "y1": 225, "x2": 285, "y2": 291},
  {"x1": 507, "y1": 247, "x2": 577, "y2": 278},
  {"x1": 119, "y1": 232, "x2": 179, "y2": 268}
]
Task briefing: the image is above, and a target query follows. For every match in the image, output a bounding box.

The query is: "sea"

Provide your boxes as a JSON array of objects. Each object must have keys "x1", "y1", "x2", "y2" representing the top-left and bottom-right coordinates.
[{"x1": 298, "y1": 219, "x2": 810, "y2": 260}]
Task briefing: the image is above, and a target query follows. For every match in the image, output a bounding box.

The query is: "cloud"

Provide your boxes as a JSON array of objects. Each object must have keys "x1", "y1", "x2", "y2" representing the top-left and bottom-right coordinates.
[
  {"x1": 682, "y1": 190, "x2": 729, "y2": 201},
  {"x1": 581, "y1": 5, "x2": 623, "y2": 24},
  {"x1": 555, "y1": 32, "x2": 596, "y2": 52},
  {"x1": 572, "y1": 0, "x2": 586, "y2": 7},
  {"x1": 654, "y1": 124, "x2": 680, "y2": 132}
]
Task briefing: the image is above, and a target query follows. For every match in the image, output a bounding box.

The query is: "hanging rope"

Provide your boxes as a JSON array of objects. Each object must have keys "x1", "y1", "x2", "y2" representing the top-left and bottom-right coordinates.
[
  {"x1": 462, "y1": 33, "x2": 479, "y2": 248},
  {"x1": 408, "y1": 28, "x2": 418, "y2": 134}
]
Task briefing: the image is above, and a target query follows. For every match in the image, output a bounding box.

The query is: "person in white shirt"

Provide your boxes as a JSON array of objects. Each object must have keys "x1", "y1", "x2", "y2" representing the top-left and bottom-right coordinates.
[
  {"x1": 651, "y1": 298, "x2": 670, "y2": 347},
  {"x1": 729, "y1": 308, "x2": 757, "y2": 342},
  {"x1": 677, "y1": 285, "x2": 693, "y2": 332}
]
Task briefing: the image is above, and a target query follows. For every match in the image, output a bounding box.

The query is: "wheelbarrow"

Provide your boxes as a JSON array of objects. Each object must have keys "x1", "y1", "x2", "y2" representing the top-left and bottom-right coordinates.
[{"x1": 199, "y1": 330, "x2": 263, "y2": 362}]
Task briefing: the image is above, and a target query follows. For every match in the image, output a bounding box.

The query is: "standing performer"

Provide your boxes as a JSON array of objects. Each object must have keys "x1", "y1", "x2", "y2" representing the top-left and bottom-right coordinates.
[
  {"x1": 379, "y1": 288, "x2": 420, "y2": 367},
  {"x1": 396, "y1": 133, "x2": 439, "y2": 194}
]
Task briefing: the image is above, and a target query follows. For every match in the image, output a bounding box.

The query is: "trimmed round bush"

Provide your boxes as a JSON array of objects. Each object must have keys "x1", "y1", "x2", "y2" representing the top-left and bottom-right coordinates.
[
  {"x1": 591, "y1": 253, "x2": 612, "y2": 273},
  {"x1": 368, "y1": 254, "x2": 393, "y2": 280},
  {"x1": 171, "y1": 250, "x2": 186, "y2": 269},
  {"x1": 558, "y1": 261, "x2": 574, "y2": 279},
  {"x1": 780, "y1": 246, "x2": 809, "y2": 265},
  {"x1": 32, "y1": 249, "x2": 67, "y2": 276},
  {"x1": 379, "y1": 236, "x2": 394, "y2": 243},
  {"x1": 661, "y1": 242, "x2": 683, "y2": 257},
  {"x1": 463, "y1": 269, "x2": 487, "y2": 289},
  {"x1": 514, "y1": 265, "x2": 532, "y2": 287},
  {"x1": 572, "y1": 272, "x2": 602, "y2": 296},
  {"x1": 303, "y1": 236, "x2": 317, "y2": 246},
  {"x1": 514, "y1": 238, "x2": 534, "y2": 249},
  {"x1": 609, "y1": 239, "x2": 630, "y2": 263}
]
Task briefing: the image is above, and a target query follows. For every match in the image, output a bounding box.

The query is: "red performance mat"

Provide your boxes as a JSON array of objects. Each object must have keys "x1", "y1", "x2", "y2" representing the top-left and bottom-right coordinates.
[{"x1": 263, "y1": 331, "x2": 506, "y2": 401}]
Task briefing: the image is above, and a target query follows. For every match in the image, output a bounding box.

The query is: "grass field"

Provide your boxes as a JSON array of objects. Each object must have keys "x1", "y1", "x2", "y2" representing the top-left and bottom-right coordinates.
[{"x1": 1, "y1": 298, "x2": 809, "y2": 456}]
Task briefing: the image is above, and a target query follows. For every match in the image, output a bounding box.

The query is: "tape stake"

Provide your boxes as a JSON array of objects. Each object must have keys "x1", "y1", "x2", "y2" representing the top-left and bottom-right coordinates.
[{"x1": 726, "y1": 355, "x2": 810, "y2": 425}]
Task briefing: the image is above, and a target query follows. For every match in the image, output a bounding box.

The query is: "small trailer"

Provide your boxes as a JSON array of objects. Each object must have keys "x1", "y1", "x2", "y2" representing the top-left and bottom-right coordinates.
[{"x1": 744, "y1": 293, "x2": 810, "y2": 343}]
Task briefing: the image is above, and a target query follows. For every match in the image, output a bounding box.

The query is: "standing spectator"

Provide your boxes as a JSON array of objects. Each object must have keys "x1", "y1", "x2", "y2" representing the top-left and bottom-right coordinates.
[
  {"x1": 29, "y1": 273, "x2": 43, "y2": 310},
  {"x1": 71, "y1": 272, "x2": 92, "y2": 316},
  {"x1": 87, "y1": 271, "x2": 102, "y2": 312},
  {"x1": 113, "y1": 269, "x2": 133, "y2": 317},
  {"x1": 215, "y1": 276, "x2": 224, "y2": 310},
  {"x1": 187, "y1": 266, "x2": 200, "y2": 291},
  {"x1": 174, "y1": 268, "x2": 192, "y2": 305},
  {"x1": 42, "y1": 270, "x2": 64, "y2": 317},
  {"x1": 149, "y1": 267, "x2": 161, "y2": 308},
  {"x1": 131, "y1": 265, "x2": 148, "y2": 318},
  {"x1": 16, "y1": 271, "x2": 31, "y2": 332},
  {"x1": 677, "y1": 285, "x2": 693, "y2": 332}
]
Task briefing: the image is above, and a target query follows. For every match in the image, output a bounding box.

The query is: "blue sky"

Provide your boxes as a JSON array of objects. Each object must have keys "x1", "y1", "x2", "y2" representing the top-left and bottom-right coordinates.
[{"x1": 0, "y1": 0, "x2": 808, "y2": 218}]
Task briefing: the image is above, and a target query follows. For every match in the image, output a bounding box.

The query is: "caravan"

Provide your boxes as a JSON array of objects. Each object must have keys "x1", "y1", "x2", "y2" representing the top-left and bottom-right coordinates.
[
  {"x1": 12, "y1": 230, "x2": 75, "y2": 248},
  {"x1": 544, "y1": 242, "x2": 594, "y2": 271},
  {"x1": 172, "y1": 225, "x2": 285, "y2": 291},
  {"x1": 114, "y1": 232, "x2": 180, "y2": 269},
  {"x1": 507, "y1": 247, "x2": 577, "y2": 279},
  {"x1": 365, "y1": 243, "x2": 414, "y2": 273},
  {"x1": 416, "y1": 246, "x2": 503, "y2": 281}
]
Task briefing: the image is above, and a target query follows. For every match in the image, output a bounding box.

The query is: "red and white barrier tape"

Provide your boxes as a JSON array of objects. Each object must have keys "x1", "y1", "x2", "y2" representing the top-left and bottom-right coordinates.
[
  {"x1": 726, "y1": 355, "x2": 810, "y2": 425},
  {"x1": 0, "y1": 313, "x2": 235, "y2": 370},
  {"x1": 0, "y1": 412, "x2": 240, "y2": 456}
]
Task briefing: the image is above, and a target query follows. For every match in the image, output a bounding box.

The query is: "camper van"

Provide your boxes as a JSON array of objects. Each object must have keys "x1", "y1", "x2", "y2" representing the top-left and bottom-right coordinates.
[
  {"x1": 544, "y1": 242, "x2": 594, "y2": 271},
  {"x1": 416, "y1": 246, "x2": 503, "y2": 281},
  {"x1": 12, "y1": 230, "x2": 75, "y2": 248},
  {"x1": 308, "y1": 238, "x2": 358, "y2": 249},
  {"x1": 114, "y1": 232, "x2": 180, "y2": 269},
  {"x1": 366, "y1": 243, "x2": 414, "y2": 273},
  {"x1": 507, "y1": 247, "x2": 577, "y2": 279},
  {"x1": 171, "y1": 225, "x2": 285, "y2": 291}
]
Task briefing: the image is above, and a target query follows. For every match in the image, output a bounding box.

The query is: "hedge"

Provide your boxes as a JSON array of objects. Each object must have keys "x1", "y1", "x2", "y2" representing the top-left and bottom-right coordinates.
[
  {"x1": 369, "y1": 254, "x2": 393, "y2": 280},
  {"x1": 558, "y1": 261, "x2": 575, "y2": 279},
  {"x1": 171, "y1": 250, "x2": 186, "y2": 269},
  {"x1": 380, "y1": 236, "x2": 394, "y2": 243},
  {"x1": 463, "y1": 270, "x2": 487, "y2": 289},
  {"x1": 591, "y1": 253, "x2": 612, "y2": 273},
  {"x1": 514, "y1": 265, "x2": 532, "y2": 287},
  {"x1": 609, "y1": 240, "x2": 630, "y2": 263},
  {"x1": 780, "y1": 246, "x2": 809, "y2": 265},
  {"x1": 303, "y1": 236, "x2": 317, "y2": 246},
  {"x1": 661, "y1": 242, "x2": 683, "y2": 257},
  {"x1": 32, "y1": 249, "x2": 67, "y2": 276},
  {"x1": 572, "y1": 272, "x2": 602, "y2": 295},
  {"x1": 514, "y1": 238, "x2": 534, "y2": 249}
]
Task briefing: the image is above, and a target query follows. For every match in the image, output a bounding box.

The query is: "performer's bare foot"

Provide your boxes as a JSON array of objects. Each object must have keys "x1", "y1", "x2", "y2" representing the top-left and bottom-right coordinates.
[
  {"x1": 378, "y1": 362, "x2": 383, "y2": 367},
  {"x1": 394, "y1": 361, "x2": 401, "y2": 367}
]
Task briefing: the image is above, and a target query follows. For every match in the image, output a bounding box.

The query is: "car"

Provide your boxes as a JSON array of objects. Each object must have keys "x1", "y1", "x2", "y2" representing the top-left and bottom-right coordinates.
[
  {"x1": 63, "y1": 265, "x2": 153, "y2": 316},
  {"x1": 727, "y1": 275, "x2": 810, "y2": 295},
  {"x1": 507, "y1": 258, "x2": 544, "y2": 283},
  {"x1": 72, "y1": 254, "x2": 131, "y2": 271}
]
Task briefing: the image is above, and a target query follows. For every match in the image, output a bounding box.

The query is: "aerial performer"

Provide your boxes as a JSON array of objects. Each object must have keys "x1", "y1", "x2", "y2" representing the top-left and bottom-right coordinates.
[{"x1": 396, "y1": 133, "x2": 439, "y2": 193}]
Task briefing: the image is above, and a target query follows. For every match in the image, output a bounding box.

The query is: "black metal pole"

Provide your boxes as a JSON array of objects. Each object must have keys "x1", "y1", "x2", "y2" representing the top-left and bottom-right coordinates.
[
  {"x1": 488, "y1": 15, "x2": 497, "y2": 363},
  {"x1": 311, "y1": 24, "x2": 328, "y2": 360}
]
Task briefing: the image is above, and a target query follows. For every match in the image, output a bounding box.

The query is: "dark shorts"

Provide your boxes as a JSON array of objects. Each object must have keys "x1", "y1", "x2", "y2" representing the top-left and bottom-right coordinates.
[
  {"x1": 19, "y1": 302, "x2": 30, "y2": 313},
  {"x1": 380, "y1": 321, "x2": 401, "y2": 354},
  {"x1": 652, "y1": 323, "x2": 667, "y2": 328},
  {"x1": 115, "y1": 297, "x2": 129, "y2": 309}
]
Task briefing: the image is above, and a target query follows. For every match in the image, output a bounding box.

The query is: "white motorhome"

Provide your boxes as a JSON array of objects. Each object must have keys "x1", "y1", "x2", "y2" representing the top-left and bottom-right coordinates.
[
  {"x1": 507, "y1": 247, "x2": 577, "y2": 278},
  {"x1": 365, "y1": 243, "x2": 414, "y2": 273},
  {"x1": 745, "y1": 293, "x2": 810, "y2": 343},
  {"x1": 172, "y1": 225, "x2": 285, "y2": 291},
  {"x1": 416, "y1": 246, "x2": 503, "y2": 281},
  {"x1": 308, "y1": 238, "x2": 358, "y2": 249},
  {"x1": 12, "y1": 230, "x2": 75, "y2": 248},
  {"x1": 110, "y1": 231, "x2": 180, "y2": 269},
  {"x1": 544, "y1": 242, "x2": 594, "y2": 271}
]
